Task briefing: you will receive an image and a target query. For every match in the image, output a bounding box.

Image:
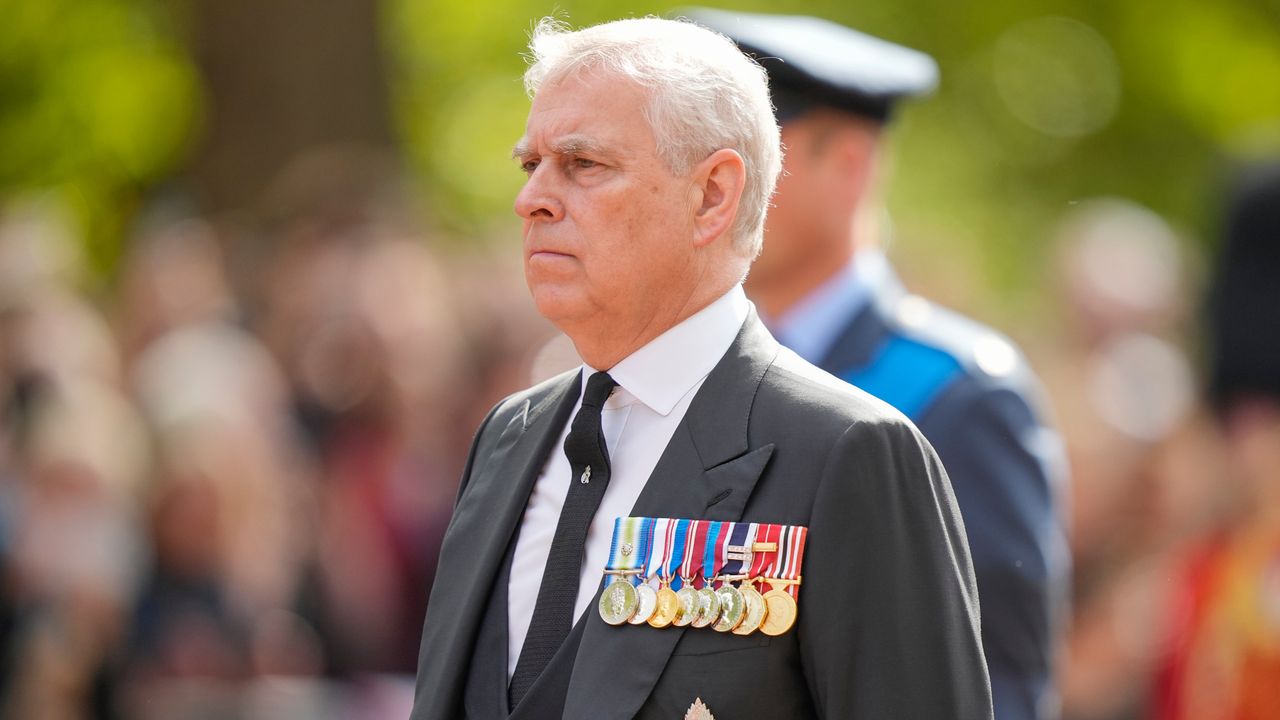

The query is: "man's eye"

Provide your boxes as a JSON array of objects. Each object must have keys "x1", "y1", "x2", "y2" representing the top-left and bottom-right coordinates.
[
  {"x1": 520, "y1": 159, "x2": 539, "y2": 174},
  {"x1": 573, "y1": 158, "x2": 599, "y2": 169}
]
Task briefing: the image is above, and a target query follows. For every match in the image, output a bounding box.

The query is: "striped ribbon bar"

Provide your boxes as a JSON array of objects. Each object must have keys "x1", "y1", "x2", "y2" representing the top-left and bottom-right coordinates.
[
  {"x1": 719, "y1": 521, "x2": 752, "y2": 579},
  {"x1": 777, "y1": 524, "x2": 808, "y2": 598},
  {"x1": 643, "y1": 517, "x2": 664, "y2": 584},
  {"x1": 666, "y1": 518, "x2": 691, "y2": 591},
  {"x1": 680, "y1": 520, "x2": 710, "y2": 589},
  {"x1": 701, "y1": 521, "x2": 725, "y2": 588},
  {"x1": 600, "y1": 517, "x2": 809, "y2": 596},
  {"x1": 602, "y1": 516, "x2": 650, "y2": 587}
]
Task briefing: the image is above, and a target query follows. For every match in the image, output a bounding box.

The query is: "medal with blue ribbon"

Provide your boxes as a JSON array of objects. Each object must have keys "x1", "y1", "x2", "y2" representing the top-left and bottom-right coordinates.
[
  {"x1": 597, "y1": 516, "x2": 808, "y2": 635},
  {"x1": 647, "y1": 518, "x2": 683, "y2": 627},
  {"x1": 598, "y1": 517, "x2": 645, "y2": 625},
  {"x1": 690, "y1": 521, "x2": 725, "y2": 628},
  {"x1": 627, "y1": 517, "x2": 659, "y2": 625},
  {"x1": 712, "y1": 521, "x2": 750, "y2": 631}
]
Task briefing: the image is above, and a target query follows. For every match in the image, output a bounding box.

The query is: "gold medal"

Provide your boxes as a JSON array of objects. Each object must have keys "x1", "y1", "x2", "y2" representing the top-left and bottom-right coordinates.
[
  {"x1": 712, "y1": 583, "x2": 746, "y2": 632},
  {"x1": 673, "y1": 584, "x2": 699, "y2": 627},
  {"x1": 628, "y1": 582, "x2": 658, "y2": 625},
  {"x1": 649, "y1": 583, "x2": 681, "y2": 628},
  {"x1": 759, "y1": 587, "x2": 797, "y2": 636},
  {"x1": 598, "y1": 577, "x2": 639, "y2": 626},
  {"x1": 734, "y1": 582, "x2": 768, "y2": 635},
  {"x1": 691, "y1": 587, "x2": 722, "y2": 628}
]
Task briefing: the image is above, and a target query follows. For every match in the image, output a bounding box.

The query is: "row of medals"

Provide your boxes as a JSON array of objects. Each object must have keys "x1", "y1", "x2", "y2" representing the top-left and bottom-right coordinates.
[{"x1": 599, "y1": 570, "x2": 799, "y2": 636}]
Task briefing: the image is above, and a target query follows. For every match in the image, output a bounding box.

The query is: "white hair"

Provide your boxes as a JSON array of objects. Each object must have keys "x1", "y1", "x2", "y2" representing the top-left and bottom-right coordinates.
[{"x1": 523, "y1": 17, "x2": 782, "y2": 258}]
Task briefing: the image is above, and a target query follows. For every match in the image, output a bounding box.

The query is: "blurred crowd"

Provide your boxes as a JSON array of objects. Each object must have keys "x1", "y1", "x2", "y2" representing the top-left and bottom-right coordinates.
[
  {"x1": 0, "y1": 151, "x2": 559, "y2": 719},
  {"x1": 1, "y1": 149, "x2": 1278, "y2": 719},
  {"x1": 1038, "y1": 172, "x2": 1280, "y2": 720}
]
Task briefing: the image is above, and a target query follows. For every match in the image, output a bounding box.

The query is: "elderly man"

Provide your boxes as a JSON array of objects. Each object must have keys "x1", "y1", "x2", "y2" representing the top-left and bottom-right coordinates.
[
  {"x1": 411, "y1": 17, "x2": 991, "y2": 720},
  {"x1": 684, "y1": 10, "x2": 1071, "y2": 720}
]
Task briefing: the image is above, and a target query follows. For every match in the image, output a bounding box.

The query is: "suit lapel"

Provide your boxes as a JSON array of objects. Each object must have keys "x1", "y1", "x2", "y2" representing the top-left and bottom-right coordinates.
[
  {"x1": 419, "y1": 370, "x2": 580, "y2": 719},
  {"x1": 559, "y1": 312, "x2": 780, "y2": 720}
]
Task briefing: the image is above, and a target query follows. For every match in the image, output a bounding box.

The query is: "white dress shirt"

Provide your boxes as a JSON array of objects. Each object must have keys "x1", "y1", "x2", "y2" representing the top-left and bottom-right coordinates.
[{"x1": 506, "y1": 285, "x2": 751, "y2": 677}]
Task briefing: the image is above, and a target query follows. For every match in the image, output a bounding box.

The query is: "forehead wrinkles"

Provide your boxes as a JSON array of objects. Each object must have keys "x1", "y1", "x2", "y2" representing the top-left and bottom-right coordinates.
[{"x1": 517, "y1": 74, "x2": 657, "y2": 162}]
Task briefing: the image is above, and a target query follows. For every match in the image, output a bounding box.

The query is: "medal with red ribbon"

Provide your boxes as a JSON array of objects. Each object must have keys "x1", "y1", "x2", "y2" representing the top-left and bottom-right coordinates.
[{"x1": 596, "y1": 516, "x2": 807, "y2": 635}]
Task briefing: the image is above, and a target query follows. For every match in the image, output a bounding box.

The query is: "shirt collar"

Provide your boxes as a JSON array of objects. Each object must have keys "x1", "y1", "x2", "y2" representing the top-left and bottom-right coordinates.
[
  {"x1": 585, "y1": 285, "x2": 750, "y2": 416},
  {"x1": 768, "y1": 249, "x2": 888, "y2": 365}
]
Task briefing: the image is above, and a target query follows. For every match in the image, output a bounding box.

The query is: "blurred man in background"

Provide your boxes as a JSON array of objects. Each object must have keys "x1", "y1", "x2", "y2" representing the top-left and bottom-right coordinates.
[{"x1": 689, "y1": 9, "x2": 1071, "y2": 720}]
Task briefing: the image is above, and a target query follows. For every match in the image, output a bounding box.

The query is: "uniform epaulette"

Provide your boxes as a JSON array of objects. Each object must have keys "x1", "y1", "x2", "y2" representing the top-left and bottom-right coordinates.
[
  {"x1": 841, "y1": 292, "x2": 1031, "y2": 420},
  {"x1": 887, "y1": 294, "x2": 1029, "y2": 382}
]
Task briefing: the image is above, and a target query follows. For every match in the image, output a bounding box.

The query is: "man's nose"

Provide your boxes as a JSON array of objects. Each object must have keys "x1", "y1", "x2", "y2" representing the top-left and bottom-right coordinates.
[{"x1": 514, "y1": 165, "x2": 563, "y2": 222}]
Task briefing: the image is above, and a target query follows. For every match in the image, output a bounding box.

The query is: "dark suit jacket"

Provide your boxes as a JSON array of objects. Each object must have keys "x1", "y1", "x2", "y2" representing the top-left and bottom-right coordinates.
[
  {"x1": 820, "y1": 269, "x2": 1069, "y2": 720},
  {"x1": 411, "y1": 311, "x2": 993, "y2": 719}
]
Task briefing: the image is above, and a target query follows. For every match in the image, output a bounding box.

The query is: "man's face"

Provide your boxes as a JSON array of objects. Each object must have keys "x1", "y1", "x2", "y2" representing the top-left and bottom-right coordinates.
[
  {"x1": 749, "y1": 112, "x2": 877, "y2": 293},
  {"x1": 514, "y1": 70, "x2": 698, "y2": 338},
  {"x1": 752, "y1": 119, "x2": 843, "y2": 287}
]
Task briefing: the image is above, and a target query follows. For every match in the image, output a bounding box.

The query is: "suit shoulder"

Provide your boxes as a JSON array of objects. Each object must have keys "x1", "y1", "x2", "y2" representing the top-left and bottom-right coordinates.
[
  {"x1": 760, "y1": 348, "x2": 945, "y2": 502},
  {"x1": 763, "y1": 346, "x2": 917, "y2": 434}
]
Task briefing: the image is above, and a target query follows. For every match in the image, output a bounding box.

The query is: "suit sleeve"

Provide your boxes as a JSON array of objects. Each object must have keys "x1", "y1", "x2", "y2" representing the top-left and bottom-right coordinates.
[
  {"x1": 921, "y1": 380, "x2": 1069, "y2": 720},
  {"x1": 798, "y1": 415, "x2": 994, "y2": 720}
]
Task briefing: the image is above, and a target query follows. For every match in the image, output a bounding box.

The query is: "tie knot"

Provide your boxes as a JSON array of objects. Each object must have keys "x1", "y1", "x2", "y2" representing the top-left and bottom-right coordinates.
[{"x1": 581, "y1": 371, "x2": 618, "y2": 409}]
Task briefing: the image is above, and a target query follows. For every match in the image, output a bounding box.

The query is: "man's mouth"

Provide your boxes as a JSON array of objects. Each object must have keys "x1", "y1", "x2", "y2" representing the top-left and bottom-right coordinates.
[{"x1": 527, "y1": 247, "x2": 574, "y2": 259}]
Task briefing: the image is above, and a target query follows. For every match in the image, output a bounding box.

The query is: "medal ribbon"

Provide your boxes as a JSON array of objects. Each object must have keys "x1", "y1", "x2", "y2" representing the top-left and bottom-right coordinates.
[
  {"x1": 743, "y1": 523, "x2": 761, "y2": 576},
  {"x1": 752, "y1": 520, "x2": 783, "y2": 589},
  {"x1": 680, "y1": 520, "x2": 710, "y2": 589},
  {"x1": 701, "y1": 521, "x2": 725, "y2": 589},
  {"x1": 667, "y1": 518, "x2": 691, "y2": 590},
  {"x1": 781, "y1": 525, "x2": 808, "y2": 598},
  {"x1": 754, "y1": 523, "x2": 782, "y2": 590},
  {"x1": 719, "y1": 521, "x2": 752, "y2": 578},
  {"x1": 604, "y1": 516, "x2": 625, "y2": 571},
  {"x1": 603, "y1": 516, "x2": 646, "y2": 577},
  {"x1": 603, "y1": 518, "x2": 806, "y2": 593},
  {"x1": 645, "y1": 517, "x2": 671, "y2": 587},
  {"x1": 634, "y1": 516, "x2": 655, "y2": 586},
  {"x1": 772, "y1": 525, "x2": 793, "y2": 593}
]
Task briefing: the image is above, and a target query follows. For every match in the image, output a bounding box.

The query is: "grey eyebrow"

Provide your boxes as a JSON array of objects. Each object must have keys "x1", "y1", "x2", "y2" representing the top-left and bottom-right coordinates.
[
  {"x1": 511, "y1": 135, "x2": 611, "y2": 160},
  {"x1": 551, "y1": 136, "x2": 609, "y2": 157}
]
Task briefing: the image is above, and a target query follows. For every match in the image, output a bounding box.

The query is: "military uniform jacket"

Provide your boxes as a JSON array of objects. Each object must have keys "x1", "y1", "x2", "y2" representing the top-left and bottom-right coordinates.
[
  {"x1": 411, "y1": 311, "x2": 994, "y2": 719},
  {"x1": 818, "y1": 269, "x2": 1069, "y2": 720}
]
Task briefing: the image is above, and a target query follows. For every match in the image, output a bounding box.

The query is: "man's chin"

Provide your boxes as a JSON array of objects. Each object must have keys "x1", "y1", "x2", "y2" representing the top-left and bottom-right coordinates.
[{"x1": 528, "y1": 288, "x2": 590, "y2": 328}]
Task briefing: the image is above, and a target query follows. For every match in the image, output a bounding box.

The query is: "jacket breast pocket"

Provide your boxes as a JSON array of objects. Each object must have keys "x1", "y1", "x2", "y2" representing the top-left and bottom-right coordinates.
[
  {"x1": 638, "y1": 631, "x2": 812, "y2": 720},
  {"x1": 670, "y1": 629, "x2": 771, "y2": 656}
]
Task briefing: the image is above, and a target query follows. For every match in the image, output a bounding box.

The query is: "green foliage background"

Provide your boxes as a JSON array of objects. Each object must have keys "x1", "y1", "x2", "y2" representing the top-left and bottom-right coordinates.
[
  {"x1": 0, "y1": 0, "x2": 200, "y2": 275},
  {"x1": 3, "y1": 0, "x2": 1279, "y2": 320},
  {"x1": 386, "y1": 0, "x2": 1280, "y2": 321}
]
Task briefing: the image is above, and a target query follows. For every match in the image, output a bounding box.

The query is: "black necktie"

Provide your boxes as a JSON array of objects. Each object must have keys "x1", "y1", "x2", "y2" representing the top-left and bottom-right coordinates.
[{"x1": 509, "y1": 371, "x2": 618, "y2": 707}]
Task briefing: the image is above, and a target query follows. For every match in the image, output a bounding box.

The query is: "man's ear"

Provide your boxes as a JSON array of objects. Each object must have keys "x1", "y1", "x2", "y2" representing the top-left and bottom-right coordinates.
[
  {"x1": 826, "y1": 124, "x2": 880, "y2": 210},
  {"x1": 690, "y1": 148, "x2": 746, "y2": 248}
]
